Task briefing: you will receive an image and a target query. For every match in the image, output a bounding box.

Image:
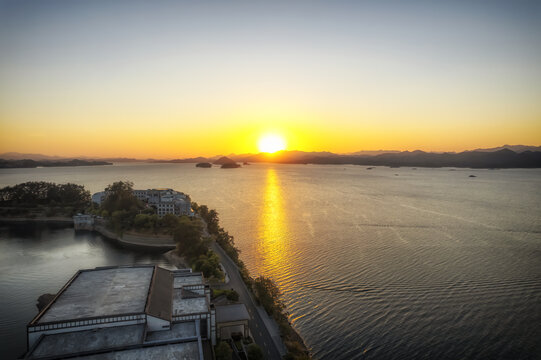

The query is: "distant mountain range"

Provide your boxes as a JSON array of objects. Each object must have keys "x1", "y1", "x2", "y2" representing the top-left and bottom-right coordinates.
[
  {"x1": 0, "y1": 152, "x2": 140, "y2": 162},
  {"x1": 222, "y1": 149, "x2": 541, "y2": 168},
  {"x1": 306, "y1": 149, "x2": 541, "y2": 168},
  {"x1": 0, "y1": 159, "x2": 112, "y2": 169},
  {"x1": 470, "y1": 145, "x2": 541, "y2": 153},
  {"x1": 1, "y1": 145, "x2": 541, "y2": 168}
]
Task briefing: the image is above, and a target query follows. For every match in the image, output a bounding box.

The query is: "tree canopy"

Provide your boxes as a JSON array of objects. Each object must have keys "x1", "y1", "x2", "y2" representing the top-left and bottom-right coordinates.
[
  {"x1": 247, "y1": 343, "x2": 264, "y2": 360},
  {"x1": 101, "y1": 181, "x2": 143, "y2": 213},
  {"x1": 0, "y1": 181, "x2": 90, "y2": 208},
  {"x1": 253, "y1": 276, "x2": 285, "y2": 316},
  {"x1": 214, "y1": 341, "x2": 232, "y2": 360}
]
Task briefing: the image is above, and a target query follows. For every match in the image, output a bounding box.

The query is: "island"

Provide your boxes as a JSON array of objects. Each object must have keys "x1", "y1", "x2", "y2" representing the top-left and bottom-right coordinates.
[
  {"x1": 221, "y1": 163, "x2": 241, "y2": 168},
  {"x1": 196, "y1": 162, "x2": 212, "y2": 168},
  {"x1": 213, "y1": 156, "x2": 241, "y2": 169}
]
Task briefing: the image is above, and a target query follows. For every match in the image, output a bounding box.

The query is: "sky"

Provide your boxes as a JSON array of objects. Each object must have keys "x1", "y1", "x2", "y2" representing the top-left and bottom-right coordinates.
[{"x1": 0, "y1": 0, "x2": 540, "y2": 158}]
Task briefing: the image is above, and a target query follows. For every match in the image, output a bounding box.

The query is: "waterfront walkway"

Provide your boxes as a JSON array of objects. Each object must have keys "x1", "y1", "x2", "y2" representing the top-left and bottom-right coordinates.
[
  {"x1": 197, "y1": 215, "x2": 285, "y2": 359},
  {"x1": 210, "y1": 243, "x2": 287, "y2": 360}
]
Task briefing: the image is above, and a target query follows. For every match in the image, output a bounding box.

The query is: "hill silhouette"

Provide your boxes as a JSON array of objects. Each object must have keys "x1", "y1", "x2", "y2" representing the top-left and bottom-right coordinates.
[
  {"x1": 2, "y1": 145, "x2": 540, "y2": 168},
  {"x1": 213, "y1": 156, "x2": 237, "y2": 165}
]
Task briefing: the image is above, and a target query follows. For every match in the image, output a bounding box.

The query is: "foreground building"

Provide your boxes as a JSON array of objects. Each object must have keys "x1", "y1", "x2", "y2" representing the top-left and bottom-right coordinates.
[
  {"x1": 25, "y1": 265, "x2": 215, "y2": 360},
  {"x1": 92, "y1": 188, "x2": 194, "y2": 217}
]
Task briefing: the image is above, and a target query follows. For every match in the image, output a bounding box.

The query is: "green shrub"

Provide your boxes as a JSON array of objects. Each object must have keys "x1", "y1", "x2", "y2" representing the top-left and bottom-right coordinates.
[{"x1": 214, "y1": 341, "x2": 232, "y2": 360}]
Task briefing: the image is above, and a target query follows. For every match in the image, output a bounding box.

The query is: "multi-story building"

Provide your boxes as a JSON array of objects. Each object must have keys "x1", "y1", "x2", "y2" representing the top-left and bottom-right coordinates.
[
  {"x1": 91, "y1": 191, "x2": 107, "y2": 205},
  {"x1": 25, "y1": 265, "x2": 215, "y2": 360},
  {"x1": 92, "y1": 188, "x2": 194, "y2": 217}
]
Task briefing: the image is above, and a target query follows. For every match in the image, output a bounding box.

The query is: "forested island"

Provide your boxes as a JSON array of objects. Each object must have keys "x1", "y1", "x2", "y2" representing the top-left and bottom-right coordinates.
[
  {"x1": 195, "y1": 162, "x2": 212, "y2": 168},
  {"x1": 0, "y1": 159, "x2": 112, "y2": 169},
  {"x1": 221, "y1": 163, "x2": 241, "y2": 168}
]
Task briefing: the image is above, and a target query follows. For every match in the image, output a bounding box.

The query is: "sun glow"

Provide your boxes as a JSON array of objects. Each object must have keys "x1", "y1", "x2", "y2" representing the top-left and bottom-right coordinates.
[{"x1": 258, "y1": 134, "x2": 286, "y2": 153}]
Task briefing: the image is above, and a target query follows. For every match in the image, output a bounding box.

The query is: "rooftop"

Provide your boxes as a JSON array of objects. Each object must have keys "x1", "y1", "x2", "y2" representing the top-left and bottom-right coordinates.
[
  {"x1": 74, "y1": 341, "x2": 200, "y2": 360},
  {"x1": 27, "y1": 324, "x2": 145, "y2": 359},
  {"x1": 173, "y1": 272, "x2": 204, "y2": 288},
  {"x1": 34, "y1": 266, "x2": 154, "y2": 324},
  {"x1": 26, "y1": 266, "x2": 212, "y2": 360},
  {"x1": 215, "y1": 303, "x2": 251, "y2": 323},
  {"x1": 145, "y1": 322, "x2": 197, "y2": 342},
  {"x1": 173, "y1": 289, "x2": 208, "y2": 316}
]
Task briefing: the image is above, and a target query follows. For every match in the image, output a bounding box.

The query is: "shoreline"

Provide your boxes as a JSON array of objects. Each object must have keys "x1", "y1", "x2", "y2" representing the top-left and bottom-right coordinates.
[
  {"x1": 0, "y1": 217, "x2": 176, "y2": 251},
  {"x1": 92, "y1": 224, "x2": 176, "y2": 251},
  {"x1": 198, "y1": 215, "x2": 311, "y2": 358},
  {"x1": 0, "y1": 216, "x2": 74, "y2": 225}
]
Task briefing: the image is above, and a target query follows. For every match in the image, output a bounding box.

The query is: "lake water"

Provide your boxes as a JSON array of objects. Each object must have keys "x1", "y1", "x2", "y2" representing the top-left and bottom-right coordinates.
[{"x1": 1, "y1": 163, "x2": 540, "y2": 359}]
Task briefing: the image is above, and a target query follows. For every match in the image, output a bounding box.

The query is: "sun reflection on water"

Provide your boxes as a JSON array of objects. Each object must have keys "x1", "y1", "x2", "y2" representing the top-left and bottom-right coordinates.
[{"x1": 256, "y1": 167, "x2": 291, "y2": 276}]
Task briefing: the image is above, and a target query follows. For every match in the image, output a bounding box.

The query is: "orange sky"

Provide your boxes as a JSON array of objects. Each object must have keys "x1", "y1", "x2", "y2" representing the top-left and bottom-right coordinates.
[{"x1": 1, "y1": 1, "x2": 540, "y2": 158}]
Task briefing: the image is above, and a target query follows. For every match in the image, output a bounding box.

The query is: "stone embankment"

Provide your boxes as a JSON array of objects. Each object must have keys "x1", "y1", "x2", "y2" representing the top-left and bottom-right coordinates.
[
  {"x1": 92, "y1": 224, "x2": 176, "y2": 251},
  {"x1": 0, "y1": 216, "x2": 176, "y2": 251},
  {"x1": 0, "y1": 217, "x2": 73, "y2": 224}
]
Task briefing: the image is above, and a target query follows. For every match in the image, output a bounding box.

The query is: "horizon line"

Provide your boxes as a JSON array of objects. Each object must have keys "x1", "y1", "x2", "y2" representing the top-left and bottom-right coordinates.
[{"x1": 2, "y1": 144, "x2": 541, "y2": 161}]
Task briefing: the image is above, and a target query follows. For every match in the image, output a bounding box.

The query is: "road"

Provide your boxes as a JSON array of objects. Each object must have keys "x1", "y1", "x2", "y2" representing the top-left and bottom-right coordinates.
[{"x1": 211, "y1": 242, "x2": 284, "y2": 360}]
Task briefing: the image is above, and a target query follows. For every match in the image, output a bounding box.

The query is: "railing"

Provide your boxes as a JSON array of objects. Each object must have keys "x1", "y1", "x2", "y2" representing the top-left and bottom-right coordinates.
[
  {"x1": 28, "y1": 313, "x2": 145, "y2": 333},
  {"x1": 172, "y1": 312, "x2": 209, "y2": 322}
]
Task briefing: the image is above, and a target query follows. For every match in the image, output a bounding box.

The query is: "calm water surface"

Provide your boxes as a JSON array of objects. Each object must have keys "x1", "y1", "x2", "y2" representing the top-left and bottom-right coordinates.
[{"x1": 1, "y1": 163, "x2": 540, "y2": 359}]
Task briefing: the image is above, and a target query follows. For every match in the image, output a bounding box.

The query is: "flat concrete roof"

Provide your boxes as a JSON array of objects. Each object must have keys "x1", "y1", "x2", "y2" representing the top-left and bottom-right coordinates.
[
  {"x1": 173, "y1": 273, "x2": 203, "y2": 288},
  {"x1": 173, "y1": 289, "x2": 208, "y2": 316},
  {"x1": 28, "y1": 324, "x2": 145, "y2": 359},
  {"x1": 75, "y1": 341, "x2": 200, "y2": 360},
  {"x1": 38, "y1": 267, "x2": 154, "y2": 323},
  {"x1": 216, "y1": 304, "x2": 250, "y2": 323},
  {"x1": 145, "y1": 322, "x2": 197, "y2": 342}
]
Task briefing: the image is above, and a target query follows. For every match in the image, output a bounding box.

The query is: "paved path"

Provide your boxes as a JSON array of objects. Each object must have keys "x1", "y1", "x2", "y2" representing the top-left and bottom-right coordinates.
[
  {"x1": 211, "y1": 242, "x2": 284, "y2": 360},
  {"x1": 197, "y1": 215, "x2": 284, "y2": 359}
]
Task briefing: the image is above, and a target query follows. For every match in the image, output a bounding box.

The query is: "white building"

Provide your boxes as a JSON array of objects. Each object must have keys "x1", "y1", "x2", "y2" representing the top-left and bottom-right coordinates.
[
  {"x1": 91, "y1": 188, "x2": 194, "y2": 218},
  {"x1": 91, "y1": 191, "x2": 107, "y2": 205},
  {"x1": 25, "y1": 265, "x2": 215, "y2": 360}
]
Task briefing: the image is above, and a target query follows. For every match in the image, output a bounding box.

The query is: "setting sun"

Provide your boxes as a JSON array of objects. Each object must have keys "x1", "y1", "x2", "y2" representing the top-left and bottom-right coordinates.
[{"x1": 258, "y1": 134, "x2": 287, "y2": 153}]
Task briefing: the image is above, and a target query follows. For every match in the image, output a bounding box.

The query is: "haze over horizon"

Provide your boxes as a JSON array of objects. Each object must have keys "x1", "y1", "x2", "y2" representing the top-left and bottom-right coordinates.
[{"x1": 1, "y1": 0, "x2": 540, "y2": 158}]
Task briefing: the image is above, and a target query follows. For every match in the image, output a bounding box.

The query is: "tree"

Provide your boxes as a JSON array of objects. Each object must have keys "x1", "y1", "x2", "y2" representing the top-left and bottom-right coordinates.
[
  {"x1": 160, "y1": 213, "x2": 181, "y2": 232},
  {"x1": 101, "y1": 181, "x2": 142, "y2": 213},
  {"x1": 247, "y1": 343, "x2": 264, "y2": 360},
  {"x1": 226, "y1": 289, "x2": 239, "y2": 302},
  {"x1": 206, "y1": 209, "x2": 219, "y2": 234},
  {"x1": 194, "y1": 250, "x2": 223, "y2": 279},
  {"x1": 253, "y1": 276, "x2": 285, "y2": 316},
  {"x1": 56, "y1": 183, "x2": 91, "y2": 207},
  {"x1": 214, "y1": 341, "x2": 232, "y2": 360},
  {"x1": 173, "y1": 218, "x2": 205, "y2": 258},
  {"x1": 111, "y1": 210, "x2": 134, "y2": 233},
  {"x1": 197, "y1": 204, "x2": 208, "y2": 218},
  {"x1": 133, "y1": 214, "x2": 159, "y2": 231},
  {"x1": 0, "y1": 181, "x2": 90, "y2": 209}
]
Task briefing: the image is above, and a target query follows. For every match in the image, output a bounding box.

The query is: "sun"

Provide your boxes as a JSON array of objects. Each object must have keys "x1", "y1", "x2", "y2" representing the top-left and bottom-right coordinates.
[{"x1": 258, "y1": 134, "x2": 286, "y2": 153}]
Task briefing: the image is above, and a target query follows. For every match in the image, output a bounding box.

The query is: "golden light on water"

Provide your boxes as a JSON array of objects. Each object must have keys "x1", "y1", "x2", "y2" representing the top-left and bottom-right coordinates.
[
  {"x1": 258, "y1": 134, "x2": 287, "y2": 154},
  {"x1": 257, "y1": 168, "x2": 290, "y2": 275}
]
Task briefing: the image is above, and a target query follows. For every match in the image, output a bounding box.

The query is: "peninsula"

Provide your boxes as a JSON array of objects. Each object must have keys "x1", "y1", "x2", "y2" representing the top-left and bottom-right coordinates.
[{"x1": 3, "y1": 180, "x2": 310, "y2": 359}]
